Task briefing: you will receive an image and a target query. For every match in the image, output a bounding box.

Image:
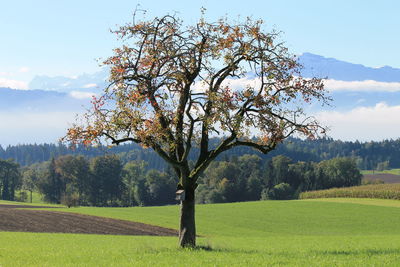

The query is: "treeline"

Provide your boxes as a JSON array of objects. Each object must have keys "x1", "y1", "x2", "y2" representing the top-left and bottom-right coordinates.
[
  {"x1": 2, "y1": 154, "x2": 361, "y2": 206},
  {"x1": 21, "y1": 155, "x2": 176, "y2": 207},
  {"x1": 196, "y1": 155, "x2": 361, "y2": 202},
  {"x1": 1, "y1": 138, "x2": 400, "y2": 170}
]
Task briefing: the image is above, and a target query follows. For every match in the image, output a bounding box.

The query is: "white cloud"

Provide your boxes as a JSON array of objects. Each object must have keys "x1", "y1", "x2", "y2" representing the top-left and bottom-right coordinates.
[
  {"x1": 83, "y1": 83, "x2": 97, "y2": 88},
  {"x1": 316, "y1": 102, "x2": 400, "y2": 141},
  {"x1": 324, "y1": 79, "x2": 400, "y2": 92},
  {"x1": 194, "y1": 77, "x2": 400, "y2": 93},
  {"x1": 0, "y1": 78, "x2": 28, "y2": 89},
  {"x1": 193, "y1": 76, "x2": 400, "y2": 94},
  {"x1": 19, "y1": 67, "x2": 30, "y2": 73},
  {"x1": 192, "y1": 77, "x2": 262, "y2": 93},
  {"x1": 0, "y1": 71, "x2": 12, "y2": 76},
  {"x1": 69, "y1": 91, "x2": 96, "y2": 99}
]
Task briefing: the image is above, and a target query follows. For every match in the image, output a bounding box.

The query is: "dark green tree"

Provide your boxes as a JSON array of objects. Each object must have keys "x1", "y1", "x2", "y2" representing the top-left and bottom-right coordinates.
[
  {"x1": 37, "y1": 158, "x2": 64, "y2": 203},
  {"x1": 0, "y1": 159, "x2": 21, "y2": 201},
  {"x1": 89, "y1": 155, "x2": 123, "y2": 206}
]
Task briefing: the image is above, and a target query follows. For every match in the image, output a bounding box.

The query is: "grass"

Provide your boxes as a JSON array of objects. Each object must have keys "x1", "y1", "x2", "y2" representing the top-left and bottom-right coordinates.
[
  {"x1": 361, "y1": 168, "x2": 400, "y2": 175},
  {"x1": 48, "y1": 200, "x2": 400, "y2": 237},
  {"x1": 304, "y1": 197, "x2": 400, "y2": 208},
  {"x1": 2, "y1": 199, "x2": 400, "y2": 266},
  {"x1": 14, "y1": 190, "x2": 47, "y2": 204},
  {"x1": 0, "y1": 198, "x2": 61, "y2": 207},
  {"x1": 300, "y1": 183, "x2": 400, "y2": 200}
]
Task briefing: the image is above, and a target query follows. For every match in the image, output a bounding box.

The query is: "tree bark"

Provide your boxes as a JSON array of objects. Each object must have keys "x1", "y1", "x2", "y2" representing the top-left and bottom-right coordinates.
[{"x1": 179, "y1": 186, "x2": 196, "y2": 247}]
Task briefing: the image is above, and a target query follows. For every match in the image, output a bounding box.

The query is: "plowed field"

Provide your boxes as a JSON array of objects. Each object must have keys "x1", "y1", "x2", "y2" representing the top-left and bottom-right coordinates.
[{"x1": 0, "y1": 204, "x2": 177, "y2": 236}]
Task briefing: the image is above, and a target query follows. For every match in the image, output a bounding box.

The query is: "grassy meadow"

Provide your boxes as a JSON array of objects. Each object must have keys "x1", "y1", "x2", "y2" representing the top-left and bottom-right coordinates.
[{"x1": 2, "y1": 199, "x2": 400, "y2": 266}]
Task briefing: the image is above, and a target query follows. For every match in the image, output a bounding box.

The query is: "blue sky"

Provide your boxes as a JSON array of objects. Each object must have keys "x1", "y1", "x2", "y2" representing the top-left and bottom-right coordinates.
[
  {"x1": 1, "y1": 0, "x2": 400, "y2": 145},
  {"x1": 1, "y1": 0, "x2": 400, "y2": 83}
]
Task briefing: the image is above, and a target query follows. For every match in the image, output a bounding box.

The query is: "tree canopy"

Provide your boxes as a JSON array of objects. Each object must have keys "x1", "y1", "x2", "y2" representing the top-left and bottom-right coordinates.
[{"x1": 65, "y1": 14, "x2": 327, "y2": 181}]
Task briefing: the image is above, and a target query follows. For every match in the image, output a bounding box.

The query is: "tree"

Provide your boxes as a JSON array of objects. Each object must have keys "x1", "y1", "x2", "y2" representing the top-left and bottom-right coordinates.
[
  {"x1": 122, "y1": 160, "x2": 147, "y2": 206},
  {"x1": 54, "y1": 155, "x2": 90, "y2": 204},
  {"x1": 145, "y1": 169, "x2": 176, "y2": 205},
  {"x1": 89, "y1": 155, "x2": 123, "y2": 206},
  {"x1": 22, "y1": 167, "x2": 39, "y2": 203},
  {"x1": 64, "y1": 13, "x2": 328, "y2": 247},
  {"x1": 317, "y1": 157, "x2": 362, "y2": 188},
  {"x1": 37, "y1": 158, "x2": 64, "y2": 203},
  {"x1": 0, "y1": 159, "x2": 21, "y2": 201}
]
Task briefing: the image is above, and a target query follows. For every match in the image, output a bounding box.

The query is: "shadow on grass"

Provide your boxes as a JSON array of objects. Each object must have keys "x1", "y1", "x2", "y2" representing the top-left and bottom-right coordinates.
[{"x1": 180, "y1": 245, "x2": 262, "y2": 254}]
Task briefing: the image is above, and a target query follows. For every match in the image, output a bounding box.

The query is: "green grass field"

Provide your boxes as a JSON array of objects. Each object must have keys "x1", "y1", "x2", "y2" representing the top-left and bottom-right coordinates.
[
  {"x1": 361, "y1": 168, "x2": 400, "y2": 175},
  {"x1": 2, "y1": 199, "x2": 400, "y2": 266}
]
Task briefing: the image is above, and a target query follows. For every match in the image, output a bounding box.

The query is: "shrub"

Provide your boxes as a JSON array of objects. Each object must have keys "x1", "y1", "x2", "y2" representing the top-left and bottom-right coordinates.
[
  {"x1": 15, "y1": 191, "x2": 28, "y2": 202},
  {"x1": 267, "y1": 183, "x2": 295, "y2": 200},
  {"x1": 61, "y1": 192, "x2": 80, "y2": 208}
]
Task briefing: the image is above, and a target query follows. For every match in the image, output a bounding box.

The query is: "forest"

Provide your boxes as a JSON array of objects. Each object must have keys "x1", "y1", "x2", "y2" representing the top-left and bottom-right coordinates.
[
  {"x1": 0, "y1": 152, "x2": 361, "y2": 206},
  {"x1": 2, "y1": 137, "x2": 396, "y2": 206},
  {"x1": 0, "y1": 137, "x2": 399, "y2": 170}
]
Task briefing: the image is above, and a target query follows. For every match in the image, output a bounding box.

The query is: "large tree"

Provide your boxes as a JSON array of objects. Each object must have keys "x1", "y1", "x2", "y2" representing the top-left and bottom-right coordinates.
[{"x1": 64, "y1": 13, "x2": 328, "y2": 247}]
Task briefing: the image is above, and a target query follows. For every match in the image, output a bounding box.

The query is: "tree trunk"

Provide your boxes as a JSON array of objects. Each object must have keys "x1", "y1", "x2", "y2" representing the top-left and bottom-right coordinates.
[{"x1": 179, "y1": 186, "x2": 196, "y2": 247}]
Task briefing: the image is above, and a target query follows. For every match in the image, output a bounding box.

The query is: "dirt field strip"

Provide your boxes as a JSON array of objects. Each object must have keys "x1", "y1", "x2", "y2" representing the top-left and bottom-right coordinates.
[{"x1": 0, "y1": 204, "x2": 177, "y2": 236}]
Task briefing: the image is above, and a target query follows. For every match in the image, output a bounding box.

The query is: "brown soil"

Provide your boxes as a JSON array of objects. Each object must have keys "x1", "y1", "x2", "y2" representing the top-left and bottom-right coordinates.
[
  {"x1": 0, "y1": 204, "x2": 177, "y2": 236},
  {"x1": 363, "y1": 173, "x2": 400, "y2": 184}
]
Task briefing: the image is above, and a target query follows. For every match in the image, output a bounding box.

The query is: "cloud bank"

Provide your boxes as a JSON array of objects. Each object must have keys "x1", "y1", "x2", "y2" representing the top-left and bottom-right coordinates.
[
  {"x1": 316, "y1": 102, "x2": 400, "y2": 141},
  {"x1": 0, "y1": 111, "x2": 79, "y2": 146},
  {"x1": 324, "y1": 79, "x2": 400, "y2": 92},
  {"x1": 0, "y1": 78, "x2": 28, "y2": 90},
  {"x1": 69, "y1": 91, "x2": 97, "y2": 99},
  {"x1": 193, "y1": 77, "x2": 400, "y2": 94}
]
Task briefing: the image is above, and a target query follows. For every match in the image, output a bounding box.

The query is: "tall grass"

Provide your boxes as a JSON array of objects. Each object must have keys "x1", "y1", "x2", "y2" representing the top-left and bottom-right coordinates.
[{"x1": 300, "y1": 183, "x2": 400, "y2": 200}]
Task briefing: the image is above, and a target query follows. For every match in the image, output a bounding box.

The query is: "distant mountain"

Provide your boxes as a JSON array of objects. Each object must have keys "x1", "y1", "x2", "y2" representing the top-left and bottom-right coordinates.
[
  {"x1": 2, "y1": 53, "x2": 400, "y2": 146},
  {"x1": 298, "y1": 52, "x2": 400, "y2": 82},
  {"x1": 28, "y1": 68, "x2": 108, "y2": 93},
  {"x1": 14, "y1": 53, "x2": 400, "y2": 114},
  {"x1": 28, "y1": 53, "x2": 400, "y2": 93}
]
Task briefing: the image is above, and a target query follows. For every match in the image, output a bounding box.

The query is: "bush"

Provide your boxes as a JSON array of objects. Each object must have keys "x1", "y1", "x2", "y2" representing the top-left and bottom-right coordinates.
[
  {"x1": 260, "y1": 188, "x2": 269, "y2": 200},
  {"x1": 266, "y1": 183, "x2": 295, "y2": 200},
  {"x1": 61, "y1": 192, "x2": 80, "y2": 208},
  {"x1": 15, "y1": 191, "x2": 28, "y2": 202},
  {"x1": 206, "y1": 189, "x2": 225, "y2": 203}
]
